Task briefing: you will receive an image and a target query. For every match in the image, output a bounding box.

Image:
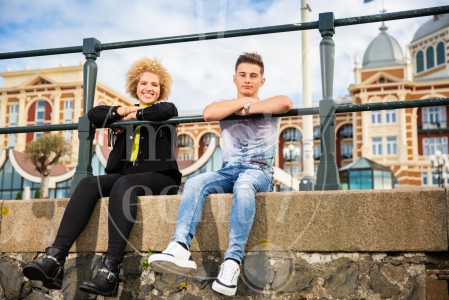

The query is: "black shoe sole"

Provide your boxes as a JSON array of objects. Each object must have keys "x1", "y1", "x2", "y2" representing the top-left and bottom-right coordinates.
[
  {"x1": 79, "y1": 284, "x2": 118, "y2": 297},
  {"x1": 23, "y1": 263, "x2": 62, "y2": 290}
]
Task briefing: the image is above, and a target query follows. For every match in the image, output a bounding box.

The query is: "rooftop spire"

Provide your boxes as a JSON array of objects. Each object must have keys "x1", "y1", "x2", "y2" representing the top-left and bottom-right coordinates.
[{"x1": 379, "y1": 8, "x2": 387, "y2": 32}]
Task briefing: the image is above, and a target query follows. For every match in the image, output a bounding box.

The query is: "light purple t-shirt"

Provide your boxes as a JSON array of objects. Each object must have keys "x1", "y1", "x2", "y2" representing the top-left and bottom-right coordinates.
[{"x1": 219, "y1": 116, "x2": 280, "y2": 173}]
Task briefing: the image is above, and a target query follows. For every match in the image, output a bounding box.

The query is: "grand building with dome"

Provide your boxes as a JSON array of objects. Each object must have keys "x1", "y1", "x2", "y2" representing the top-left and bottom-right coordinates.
[{"x1": 0, "y1": 14, "x2": 447, "y2": 199}]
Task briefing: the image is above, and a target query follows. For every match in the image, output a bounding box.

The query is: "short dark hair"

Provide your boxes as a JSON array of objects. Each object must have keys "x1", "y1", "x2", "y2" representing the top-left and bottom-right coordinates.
[{"x1": 235, "y1": 52, "x2": 264, "y2": 75}]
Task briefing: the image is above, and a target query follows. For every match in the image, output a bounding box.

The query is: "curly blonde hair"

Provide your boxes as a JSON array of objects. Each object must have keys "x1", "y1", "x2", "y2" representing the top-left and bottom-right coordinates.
[{"x1": 126, "y1": 57, "x2": 172, "y2": 100}]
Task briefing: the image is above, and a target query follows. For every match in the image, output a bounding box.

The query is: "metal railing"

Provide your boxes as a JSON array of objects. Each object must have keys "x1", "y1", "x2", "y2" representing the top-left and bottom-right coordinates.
[{"x1": 1, "y1": 5, "x2": 449, "y2": 194}]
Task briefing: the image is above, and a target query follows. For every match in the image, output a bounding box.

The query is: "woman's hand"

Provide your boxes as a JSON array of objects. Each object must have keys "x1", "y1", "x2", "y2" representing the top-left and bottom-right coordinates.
[
  {"x1": 113, "y1": 127, "x2": 125, "y2": 134},
  {"x1": 121, "y1": 112, "x2": 137, "y2": 121},
  {"x1": 117, "y1": 106, "x2": 139, "y2": 118}
]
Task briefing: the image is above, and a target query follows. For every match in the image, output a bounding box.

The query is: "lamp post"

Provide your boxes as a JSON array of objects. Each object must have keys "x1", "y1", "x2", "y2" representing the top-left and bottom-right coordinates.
[
  {"x1": 429, "y1": 150, "x2": 449, "y2": 187},
  {"x1": 283, "y1": 144, "x2": 301, "y2": 190}
]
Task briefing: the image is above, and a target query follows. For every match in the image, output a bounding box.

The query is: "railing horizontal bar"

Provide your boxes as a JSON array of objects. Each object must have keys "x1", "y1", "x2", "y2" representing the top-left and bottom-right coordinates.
[
  {"x1": 336, "y1": 98, "x2": 449, "y2": 113},
  {"x1": 335, "y1": 5, "x2": 449, "y2": 27},
  {"x1": 0, "y1": 98, "x2": 446, "y2": 133},
  {"x1": 0, "y1": 46, "x2": 83, "y2": 60},
  {"x1": 105, "y1": 107, "x2": 320, "y2": 128},
  {"x1": 1, "y1": 6, "x2": 447, "y2": 60},
  {"x1": 99, "y1": 22, "x2": 318, "y2": 51},
  {"x1": 0, "y1": 123, "x2": 78, "y2": 134}
]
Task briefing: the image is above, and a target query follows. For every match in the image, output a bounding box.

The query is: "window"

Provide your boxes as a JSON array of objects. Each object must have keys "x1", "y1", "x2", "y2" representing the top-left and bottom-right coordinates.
[
  {"x1": 340, "y1": 124, "x2": 353, "y2": 139},
  {"x1": 416, "y1": 51, "x2": 424, "y2": 73},
  {"x1": 432, "y1": 172, "x2": 441, "y2": 186},
  {"x1": 341, "y1": 143, "x2": 353, "y2": 159},
  {"x1": 92, "y1": 153, "x2": 106, "y2": 176},
  {"x1": 283, "y1": 128, "x2": 301, "y2": 142},
  {"x1": 63, "y1": 100, "x2": 73, "y2": 140},
  {"x1": 349, "y1": 170, "x2": 373, "y2": 190},
  {"x1": 178, "y1": 134, "x2": 194, "y2": 161},
  {"x1": 178, "y1": 152, "x2": 194, "y2": 161},
  {"x1": 422, "y1": 106, "x2": 447, "y2": 129},
  {"x1": 371, "y1": 111, "x2": 381, "y2": 124},
  {"x1": 178, "y1": 134, "x2": 193, "y2": 148},
  {"x1": 313, "y1": 126, "x2": 321, "y2": 140},
  {"x1": 313, "y1": 145, "x2": 321, "y2": 160},
  {"x1": 202, "y1": 132, "x2": 218, "y2": 147},
  {"x1": 436, "y1": 42, "x2": 445, "y2": 65},
  {"x1": 386, "y1": 137, "x2": 397, "y2": 155},
  {"x1": 422, "y1": 172, "x2": 428, "y2": 186},
  {"x1": 423, "y1": 137, "x2": 448, "y2": 155},
  {"x1": 372, "y1": 137, "x2": 382, "y2": 156},
  {"x1": 34, "y1": 100, "x2": 46, "y2": 139},
  {"x1": 385, "y1": 109, "x2": 396, "y2": 123},
  {"x1": 0, "y1": 159, "x2": 71, "y2": 200},
  {"x1": 426, "y1": 46, "x2": 435, "y2": 69},
  {"x1": 7, "y1": 104, "x2": 18, "y2": 149},
  {"x1": 35, "y1": 100, "x2": 46, "y2": 126}
]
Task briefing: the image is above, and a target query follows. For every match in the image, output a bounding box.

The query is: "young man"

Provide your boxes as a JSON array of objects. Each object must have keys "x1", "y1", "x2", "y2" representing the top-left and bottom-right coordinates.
[{"x1": 148, "y1": 52, "x2": 292, "y2": 296}]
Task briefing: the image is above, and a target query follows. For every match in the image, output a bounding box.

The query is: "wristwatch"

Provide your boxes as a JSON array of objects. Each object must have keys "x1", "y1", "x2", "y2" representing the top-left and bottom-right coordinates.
[{"x1": 244, "y1": 102, "x2": 253, "y2": 115}]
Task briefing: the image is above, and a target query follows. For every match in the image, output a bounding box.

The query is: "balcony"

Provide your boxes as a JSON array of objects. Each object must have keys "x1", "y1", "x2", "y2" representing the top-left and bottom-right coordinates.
[{"x1": 419, "y1": 120, "x2": 448, "y2": 133}]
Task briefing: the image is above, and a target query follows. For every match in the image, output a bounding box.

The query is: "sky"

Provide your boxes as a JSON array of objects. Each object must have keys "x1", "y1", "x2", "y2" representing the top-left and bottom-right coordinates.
[{"x1": 0, "y1": 0, "x2": 447, "y2": 113}]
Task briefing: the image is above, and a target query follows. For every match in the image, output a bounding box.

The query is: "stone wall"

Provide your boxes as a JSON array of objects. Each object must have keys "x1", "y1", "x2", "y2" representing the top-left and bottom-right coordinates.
[
  {"x1": 2, "y1": 251, "x2": 448, "y2": 299},
  {"x1": 0, "y1": 188, "x2": 448, "y2": 299}
]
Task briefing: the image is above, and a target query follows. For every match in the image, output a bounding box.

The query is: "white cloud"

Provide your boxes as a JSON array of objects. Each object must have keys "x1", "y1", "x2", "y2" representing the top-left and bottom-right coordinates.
[{"x1": 0, "y1": 0, "x2": 447, "y2": 112}]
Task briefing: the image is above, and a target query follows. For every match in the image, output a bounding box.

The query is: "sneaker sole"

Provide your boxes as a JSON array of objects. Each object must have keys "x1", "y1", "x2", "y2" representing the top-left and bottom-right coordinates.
[
  {"x1": 212, "y1": 280, "x2": 237, "y2": 296},
  {"x1": 148, "y1": 255, "x2": 197, "y2": 275}
]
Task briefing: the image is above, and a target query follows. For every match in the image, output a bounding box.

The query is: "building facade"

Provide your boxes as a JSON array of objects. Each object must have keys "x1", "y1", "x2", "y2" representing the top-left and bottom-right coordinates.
[
  {"x1": 0, "y1": 15, "x2": 448, "y2": 199},
  {"x1": 0, "y1": 63, "x2": 134, "y2": 199}
]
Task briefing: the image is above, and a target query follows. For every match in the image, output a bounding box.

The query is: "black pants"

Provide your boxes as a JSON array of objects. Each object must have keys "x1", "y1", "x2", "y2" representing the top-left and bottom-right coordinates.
[{"x1": 52, "y1": 166, "x2": 179, "y2": 261}]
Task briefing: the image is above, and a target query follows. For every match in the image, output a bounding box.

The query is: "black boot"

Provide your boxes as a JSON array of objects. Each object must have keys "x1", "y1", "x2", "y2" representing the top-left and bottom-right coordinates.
[
  {"x1": 78, "y1": 257, "x2": 122, "y2": 297},
  {"x1": 23, "y1": 247, "x2": 67, "y2": 289}
]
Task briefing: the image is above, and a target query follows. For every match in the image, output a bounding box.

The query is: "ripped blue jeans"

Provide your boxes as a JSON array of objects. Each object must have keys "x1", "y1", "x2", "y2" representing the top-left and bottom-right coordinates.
[{"x1": 172, "y1": 164, "x2": 273, "y2": 263}]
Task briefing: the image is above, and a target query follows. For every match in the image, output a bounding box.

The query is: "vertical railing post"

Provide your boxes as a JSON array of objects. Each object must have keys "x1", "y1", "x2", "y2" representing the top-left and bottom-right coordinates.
[
  {"x1": 314, "y1": 13, "x2": 341, "y2": 191},
  {"x1": 68, "y1": 38, "x2": 101, "y2": 196}
]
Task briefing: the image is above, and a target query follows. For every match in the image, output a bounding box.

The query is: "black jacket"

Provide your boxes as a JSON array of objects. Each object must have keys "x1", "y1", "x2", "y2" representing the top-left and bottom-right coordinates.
[{"x1": 87, "y1": 102, "x2": 181, "y2": 183}]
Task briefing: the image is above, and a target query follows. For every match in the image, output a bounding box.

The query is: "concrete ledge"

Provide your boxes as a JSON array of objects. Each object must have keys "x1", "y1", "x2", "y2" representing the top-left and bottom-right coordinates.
[{"x1": 0, "y1": 188, "x2": 447, "y2": 253}]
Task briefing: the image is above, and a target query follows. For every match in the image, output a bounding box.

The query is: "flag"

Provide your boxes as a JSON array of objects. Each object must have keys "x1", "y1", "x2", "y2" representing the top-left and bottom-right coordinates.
[{"x1": 364, "y1": 0, "x2": 374, "y2": 2}]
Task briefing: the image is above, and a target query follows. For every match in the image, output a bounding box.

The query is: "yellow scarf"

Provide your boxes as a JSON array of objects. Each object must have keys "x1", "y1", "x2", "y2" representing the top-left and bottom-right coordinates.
[{"x1": 130, "y1": 103, "x2": 152, "y2": 162}]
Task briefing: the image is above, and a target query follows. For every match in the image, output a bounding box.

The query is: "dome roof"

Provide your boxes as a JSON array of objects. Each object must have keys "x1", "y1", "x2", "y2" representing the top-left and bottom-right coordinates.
[
  {"x1": 362, "y1": 24, "x2": 404, "y2": 68},
  {"x1": 412, "y1": 14, "x2": 449, "y2": 42}
]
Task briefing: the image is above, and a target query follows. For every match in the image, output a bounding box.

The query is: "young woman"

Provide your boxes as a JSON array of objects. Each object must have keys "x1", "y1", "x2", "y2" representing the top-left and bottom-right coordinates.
[{"x1": 23, "y1": 57, "x2": 181, "y2": 297}]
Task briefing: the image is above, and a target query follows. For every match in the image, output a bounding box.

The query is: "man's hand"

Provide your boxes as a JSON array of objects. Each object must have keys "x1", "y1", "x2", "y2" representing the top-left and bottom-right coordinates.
[{"x1": 233, "y1": 98, "x2": 258, "y2": 116}]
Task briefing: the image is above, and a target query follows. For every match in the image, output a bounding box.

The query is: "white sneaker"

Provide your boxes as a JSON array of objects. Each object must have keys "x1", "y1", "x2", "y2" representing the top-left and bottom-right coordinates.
[
  {"x1": 148, "y1": 242, "x2": 197, "y2": 275},
  {"x1": 212, "y1": 260, "x2": 240, "y2": 296}
]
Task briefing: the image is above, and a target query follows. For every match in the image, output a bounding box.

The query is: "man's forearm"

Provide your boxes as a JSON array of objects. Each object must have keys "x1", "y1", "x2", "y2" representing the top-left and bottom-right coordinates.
[
  {"x1": 202, "y1": 98, "x2": 247, "y2": 121},
  {"x1": 245, "y1": 95, "x2": 292, "y2": 115}
]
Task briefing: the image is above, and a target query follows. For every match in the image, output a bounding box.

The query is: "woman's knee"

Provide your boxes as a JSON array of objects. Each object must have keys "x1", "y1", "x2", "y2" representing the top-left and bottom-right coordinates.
[{"x1": 76, "y1": 176, "x2": 100, "y2": 191}]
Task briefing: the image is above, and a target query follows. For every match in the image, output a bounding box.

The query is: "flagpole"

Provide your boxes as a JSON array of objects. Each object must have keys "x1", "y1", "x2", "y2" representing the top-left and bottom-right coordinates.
[{"x1": 300, "y1": 0, "x2": 315, "y2": 190}]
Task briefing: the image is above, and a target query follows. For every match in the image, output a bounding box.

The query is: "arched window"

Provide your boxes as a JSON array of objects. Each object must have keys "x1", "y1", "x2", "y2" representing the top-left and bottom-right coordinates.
[
  {"x1": 416, "y1": 51, "x2": 424, "y2": 73},
  {"x1": 339, "y1": 124, "x2": 353, "y2": 139},
  {"x1": 437, "y1": 42, "x2": 445, "y2": 65},
  {"x1": 283, "y1": 128, "x2": 301, "y2": 142},
  {"x1": 202, "y1": 132, "x2": 218, "y2": 147},
  {"x1": 426, "y1": 46, "x2": 435, "y2": 69},
  {"x1": 178, "y1": 134, "x2": 193, "y2": 148},
  {"x1": 313, "y1": 126, "x2": 321, "y2": 140}
]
